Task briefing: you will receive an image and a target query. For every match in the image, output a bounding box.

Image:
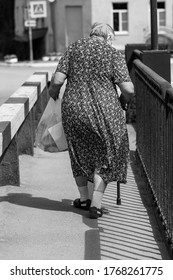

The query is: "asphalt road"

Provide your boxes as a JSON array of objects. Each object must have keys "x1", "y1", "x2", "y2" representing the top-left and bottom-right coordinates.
[
  {"x1": 0, "y1": 64, "x2": 56, "y2": 106},
  {"x1": 0, "y1": 59, "x2": 173, "y2": 106}
]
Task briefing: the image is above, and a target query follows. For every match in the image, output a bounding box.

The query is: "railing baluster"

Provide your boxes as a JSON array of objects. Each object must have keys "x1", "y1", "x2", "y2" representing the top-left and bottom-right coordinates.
[{"x1": 134, "y1": 59, "x2": 173, "y2": 247}]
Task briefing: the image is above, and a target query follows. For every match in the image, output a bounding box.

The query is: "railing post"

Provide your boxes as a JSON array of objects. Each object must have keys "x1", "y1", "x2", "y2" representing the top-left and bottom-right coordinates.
[
  {"x1": 150, "y1": 0, "x2": 158, "y2": 50},
  {"x1": 0, "y1": 136, "x2": 20, "y2": 186}
]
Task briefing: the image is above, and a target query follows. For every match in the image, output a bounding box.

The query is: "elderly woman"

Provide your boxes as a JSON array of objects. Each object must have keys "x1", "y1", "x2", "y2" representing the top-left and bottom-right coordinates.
[{"x1": 49, "y1": 22, "x2": 134, "y2": 219}]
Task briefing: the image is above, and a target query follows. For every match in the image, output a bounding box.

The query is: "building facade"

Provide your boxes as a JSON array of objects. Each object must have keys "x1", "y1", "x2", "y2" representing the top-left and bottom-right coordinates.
[
  {"x1": 14, "y1": 0, "x2": 173, "y2": 58},
  {"x1": 91, "y1": 0, "x2": 173, "y2": 49}
]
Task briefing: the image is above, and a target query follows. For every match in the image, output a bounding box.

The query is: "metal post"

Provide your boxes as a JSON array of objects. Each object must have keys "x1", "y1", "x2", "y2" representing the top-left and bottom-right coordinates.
[
  {"x1": 48, "y1": 0, "x2": 56, "y2": 52},
  {"x1": 150, "y1": 0, "x2": 158, "y2": 50},
  {"x1": 28, "y1": 23, "x2": 33, "y2": 61},
  {"x1": 27, "y1": 1, "x2": 34, "y2": 61}
]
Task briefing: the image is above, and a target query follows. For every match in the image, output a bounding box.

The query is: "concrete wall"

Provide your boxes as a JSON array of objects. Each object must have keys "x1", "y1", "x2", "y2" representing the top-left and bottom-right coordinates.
[
  {"x1": 165, "y1": 0, "x2": 173, "y2": 27},
  {"x1": 91, "y1": 0, "x2": 173, "y2": 49},
  {"x1": 0, "y1": 72, "x2": 51, "y2": 186},
  {"x1": 91, "y1": 0, "x2": 150, "y2": 49},
  {"x1": 15, "y1": 0, "x2": 25, "y2": 37}
]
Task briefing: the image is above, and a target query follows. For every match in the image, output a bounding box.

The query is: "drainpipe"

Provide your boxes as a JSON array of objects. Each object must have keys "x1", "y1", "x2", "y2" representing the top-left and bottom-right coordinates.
[{"x1": 150, "y1": 0, "x2": 158, "y2": 50}]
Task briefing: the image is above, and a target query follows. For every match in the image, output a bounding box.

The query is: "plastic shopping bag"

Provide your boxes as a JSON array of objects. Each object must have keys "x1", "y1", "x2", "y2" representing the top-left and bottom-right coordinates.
[{"x1": 35, "y1": 98, "x2": 68, "y2": 152}]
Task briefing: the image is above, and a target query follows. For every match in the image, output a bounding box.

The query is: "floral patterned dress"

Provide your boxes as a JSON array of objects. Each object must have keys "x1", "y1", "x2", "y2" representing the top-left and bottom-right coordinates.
[{"x1": 56, "y1": 37, "x2": 131, "y2": 184}]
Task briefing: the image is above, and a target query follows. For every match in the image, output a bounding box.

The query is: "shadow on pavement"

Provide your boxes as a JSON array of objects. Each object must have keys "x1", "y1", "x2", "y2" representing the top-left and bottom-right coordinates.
[
  {"x1": 82, "y1": 150, "x2": 171, "y2": 260},
  {"x1": 128, "y1": 150, "x2": 171, "y2": 259},
  {"x1": 0, "y1": 149, "x2": 171, "y2": 260},
  {"x1": 0, "y1": 192, "x2": 104, "y2": 260},
  {"x1": 0, "y1": 194, "x2": 83, "y2": 215}
]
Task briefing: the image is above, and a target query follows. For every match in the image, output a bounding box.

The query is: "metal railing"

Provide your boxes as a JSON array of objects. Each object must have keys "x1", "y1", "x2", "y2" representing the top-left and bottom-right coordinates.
[{"x1": 134, "y1": 58, "x2": 173, "y2": 245}]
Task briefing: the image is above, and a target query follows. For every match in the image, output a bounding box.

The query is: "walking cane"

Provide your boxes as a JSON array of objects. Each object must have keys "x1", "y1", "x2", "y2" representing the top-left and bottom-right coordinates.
[{"x1": 117, "y1": 181, "x2": 121, "y2": 205}]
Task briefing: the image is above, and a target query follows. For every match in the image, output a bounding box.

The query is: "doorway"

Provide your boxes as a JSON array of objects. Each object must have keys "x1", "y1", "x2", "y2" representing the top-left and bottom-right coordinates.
[{"x1": 65, "y1": 6, "x2": 83, "y2": 47}]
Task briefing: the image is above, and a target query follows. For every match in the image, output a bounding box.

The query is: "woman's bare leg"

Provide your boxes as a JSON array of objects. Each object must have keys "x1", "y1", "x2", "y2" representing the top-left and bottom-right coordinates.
[
  {"x1": 90, "y1": 173, "x2": 107, "y2": 209},
  {"x1": 75, "y1": 176, "x2": 89, "y2": 201}
]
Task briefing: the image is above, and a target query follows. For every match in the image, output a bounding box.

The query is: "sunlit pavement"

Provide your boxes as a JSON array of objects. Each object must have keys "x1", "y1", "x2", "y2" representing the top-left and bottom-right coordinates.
[
  {"x1": 0, "y1": 58, "x2": 172, "y2": 260},
  {"x1": 0, "y1": 124, "x2": 171, "y2": 260}
]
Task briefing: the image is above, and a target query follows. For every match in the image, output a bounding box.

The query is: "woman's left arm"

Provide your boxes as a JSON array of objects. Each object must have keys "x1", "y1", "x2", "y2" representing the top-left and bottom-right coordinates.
[
  {"x1": 118, "y1": 81, "x2": 134, "y2": 101},
  {"x1": 118, "y1": 81, "x2": 134, "y2": 110},
  {"x1": 49, "y1": 72, "x2": 67, "y2": 100}
]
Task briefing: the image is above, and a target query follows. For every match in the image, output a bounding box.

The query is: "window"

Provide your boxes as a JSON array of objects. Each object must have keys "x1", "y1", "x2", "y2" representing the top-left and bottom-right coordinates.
[
  {"x1": 112, "y1": 3, "x2": 128, "y2": 33},
  {"x1": 157, "y1": 1, "x2": 166, "y2": 27}
]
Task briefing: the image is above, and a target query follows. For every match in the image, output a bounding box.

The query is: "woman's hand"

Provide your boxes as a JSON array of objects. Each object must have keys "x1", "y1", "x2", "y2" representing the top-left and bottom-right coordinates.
[
  {"x1": 48, "y1": 72, "x2": 67, "y2": 101},
  {"x1": 119, "y1": 94, "x2": 129, "y2": 111},
  {"x1": 118, "y1": 81, "x2": 134, "y2": 110},
  {"x1": 49, "y1": 85, "x2": 59, "y2": 101}
]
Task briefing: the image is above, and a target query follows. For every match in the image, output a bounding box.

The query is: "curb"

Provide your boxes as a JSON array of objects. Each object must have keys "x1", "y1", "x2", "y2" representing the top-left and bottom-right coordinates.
[
  {"x1": 0, "y1": 61, "x2": 58, "y2": 68},
  {"x1": 1, "y1": 57, "x2": 173, "y2": 67}
]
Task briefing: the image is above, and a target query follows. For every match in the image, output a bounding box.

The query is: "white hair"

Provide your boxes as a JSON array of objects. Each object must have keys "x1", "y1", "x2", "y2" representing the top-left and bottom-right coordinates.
[{"x1": 90, "y1": 22, "x2": 115, "y2": 42}]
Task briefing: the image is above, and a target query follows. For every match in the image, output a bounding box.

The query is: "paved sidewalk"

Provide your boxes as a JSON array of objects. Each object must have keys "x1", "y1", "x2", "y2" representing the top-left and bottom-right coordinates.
[{"x1": 0, "y1": 125, "x2": 171, "y2": 260}]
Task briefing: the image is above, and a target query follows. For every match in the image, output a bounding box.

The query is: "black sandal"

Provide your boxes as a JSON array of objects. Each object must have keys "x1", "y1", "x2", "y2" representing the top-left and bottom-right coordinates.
[
  {"x1": 73, "y1": 199, "x2": 91, "y2": 210},
  {"x1": 89, "y1": 206, "x2": 103, "y2": 219}
]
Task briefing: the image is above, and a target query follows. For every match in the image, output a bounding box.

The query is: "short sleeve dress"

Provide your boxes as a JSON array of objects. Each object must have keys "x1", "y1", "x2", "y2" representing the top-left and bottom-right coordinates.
[{"x1": 56, "y1": 36, "x2": 131, "y2": 184}]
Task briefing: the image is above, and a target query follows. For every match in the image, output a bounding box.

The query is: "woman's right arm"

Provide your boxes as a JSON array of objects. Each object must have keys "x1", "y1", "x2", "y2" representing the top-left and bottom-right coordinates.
[
  {"x1": 49, "y1": 72, "x2": 67, "y2": 100},
  {"x1": 49, "y1": 43, "x2": 74, "y2": 100}
]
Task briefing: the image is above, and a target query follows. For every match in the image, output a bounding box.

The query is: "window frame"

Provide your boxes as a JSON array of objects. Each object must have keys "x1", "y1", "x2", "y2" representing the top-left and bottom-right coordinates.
[
  {"x1": 157, "y1": 1, "x2": 166, "y2": 28},
  {"x1": 112, "y1": 2, "x2": 128, "y2": 35}
]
